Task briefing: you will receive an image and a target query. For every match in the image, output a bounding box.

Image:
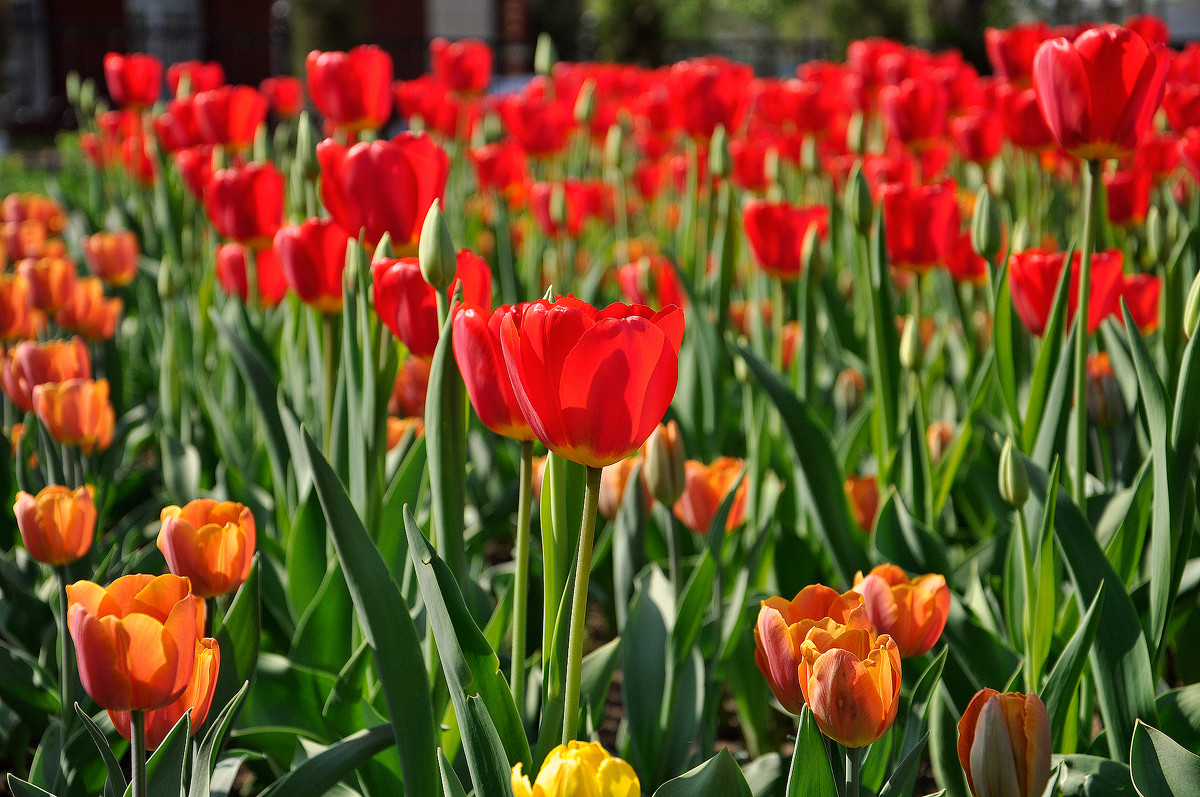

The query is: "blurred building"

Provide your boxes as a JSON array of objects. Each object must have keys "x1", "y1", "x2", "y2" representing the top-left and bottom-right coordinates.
[{"x1": 0, "y1": 0, "x2": 530, "y2": 137}]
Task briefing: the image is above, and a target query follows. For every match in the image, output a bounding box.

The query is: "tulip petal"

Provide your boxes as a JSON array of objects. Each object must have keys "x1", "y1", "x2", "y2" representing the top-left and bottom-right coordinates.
[{"x1": 1034, "y1": 38, "x2": 1091, "y2": 154}]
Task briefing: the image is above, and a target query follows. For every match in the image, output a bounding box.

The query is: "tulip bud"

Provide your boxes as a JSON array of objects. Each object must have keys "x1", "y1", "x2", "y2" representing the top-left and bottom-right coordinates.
[
  {"x1": 1086, "y1": 352, "x2": 1124, "y2": 429},
  {"x1": 846, "y1": 111, "x2": 865, "y2": 154},
  {"x1": 958, "y1": 689, "x2": 1051, "y2": 797},
  {"x1": 604, "y1": 123, "x2": 625, "y2": 174},
  {"x1": 1146, "y1": 205, "x2": 1166, "y2": 265},
  {"x1": 643, "y1": 421, "x2": 687, "y2": 506},
  {"x1": 67, "y1": 71, "x2": 82, "y2": 107},
  {"x1": 926, "y1": 420, "x2": 954, "y2": 467},
  {"x1": 1185, "y1": 269, "x2": 1200, "y2": 341},
  {"x1": 998, "y1": 436, "x2": 1029, "y2": 508},
  {"x1": 574, "y1": 78, "x2": 596, "y2": 125},
  {"x1": 800, "y1": 135, "x2": 818, "y2": 174},
  {"x1": 549, "y1": 182, "x2": 568, "y2": 230},
  {"x1": 834, "y1": 368, "x2": 865, "y2": 416},
  {"x1": 899, "y1": 314, "x2": 923, "y2": 370},
  {"x1": 296, "y1": 111, "x2": 317, "y2": 178},
  {"x1": 534, "y1": 33, "x2": 557, "y2": 78},
  {"x1": 253, "y1": 122, "x2": 269, "y2": 163},
  {"x1": 418, "y1": 199, "x2": 457, "y2": 293},
  {"x1": 971, "y1": 185, "x2": 1002, "y2": 263},
  {"x1": 709, "y1": 124, "x2": 730, "y2": 179},
  {"x1": 846, "y1": 163, "x2": 873, "y2": 235}
]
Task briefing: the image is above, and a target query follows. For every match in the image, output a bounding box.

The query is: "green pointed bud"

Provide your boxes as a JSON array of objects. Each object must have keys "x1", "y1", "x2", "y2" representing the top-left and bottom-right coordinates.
[
  {"x1": 644, "y1": 420, "x2": 687, "y2": 506},
  {"x1": 846, "y1": 111, "x2": 865, "y2": 154},
  {"x1": 253, "y1": 123, "x2": 270, "y2": 163},
  {"x1": 482, "y1": 111, "x2": 504, "y2": 145},
  {"x1": 988, "y1": 156, "x2": 1011, "y2": 205},
  {"x1": 534, "y1": 33, "x2": 557, "y2": 77},
  {"x1": 574, "y1": 78, "x2": 596, "y2": 125},
  {"x1": 970, "y1": 185, "x2": 1002, "y2": 262},
  {"x1": 296, "y1": 111, "x2": 317, "y2": 178},
  {"x1": 212, "y1": 145, "x2": 228, "y2": 171},
  {"x1": 66, "y1": 72, "x2": 81, "y2": 107},
  {"x1": 733, "y1": 352, "x2": 749, "y2": 383},
  {"x1": 802, "y1": 225, "x2": 825, "y2": 281},
  {"x1": 1185, "y1": 269, "x2": 1200, "y2": 341},
  {"x1": 998, "y1": 436, "x2": 1029, "y2": 508},
  {"x1": 709, "y1": 124, "x2": 730, "y2": 179},
  {"x1": 373, "y1": 231, "x2": 394, "y2": 261},
  {"x1": 542, "y1": 284, "x2": 556, "y2": 302},
  {"x1": 800, "y1": 135, "x2": 818, "y2": 174},
  {"x1": 94, "y1": 98, "x2": 110, "y2": 118},
  {"x1": 899, "y1": 315, "x2": 923, "y2": 371},
  {"x1": 79, "y1": 78, "x2": 97, "y2": 117},
  {"x1": 344, "y1": 234, "x2": 367, "y2": 288},
  {"x1": 549, "y1": 182, "x2": 568, "y2": 228},
  {"x1": 846, "y1": 162, "x2": 873, "y2": 235},
  {"x1": 604, "y1": 122, "x2": 625, "y2": 173},
  {"x1": 419, "y1": 199, "x2": 457, "y2": 292},
  {"x1": 1146, "y1": 205, "x2": 1166, "y2": 265},
  {"x1": 1010, "y1": 218, "x2": 1030, "y2": 253},
  {"x1": 764, "y1": 146, "x2": 781, "y2": 186}
]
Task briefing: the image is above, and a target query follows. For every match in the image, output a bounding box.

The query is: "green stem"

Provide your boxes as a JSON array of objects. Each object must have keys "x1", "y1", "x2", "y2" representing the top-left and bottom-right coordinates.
[
  {"x1": 57, "y1": 567, "x2": 72, "y2": 738},
  {"x1": 562, "y1": 465, "x2": 603, "y2": 744},
  {"x1": 845, "y1": 744, "x2": 864, "y2": 797},
  {"x1": 1072, "y1": 159, "x2": 1102, "y2": 504},
  {"x1": 663, "y1": 504, "x2": 681, "y2": 600},
  {"x1": 131, "y1": 710, "x2": 147, "y2": 797},
  {"x1": 511, "y1": 440, "x2": 535, "y2": 713},
  {"x1": 322, "y1": 313, "x2": 335, "y2": 454}
]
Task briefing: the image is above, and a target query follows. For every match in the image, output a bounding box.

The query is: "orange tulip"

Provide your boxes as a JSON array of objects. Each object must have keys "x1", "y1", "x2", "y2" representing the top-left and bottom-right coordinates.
[
  {"x1": 957, "y1": 689, "x2": 1051, "y2": 797},
  {"x1": 56, "y1": 277, "x2": 123, "y2": 341},
  {"x1": 598, "y1": 455, "x2": 649, "y2": 522},
  {"x1": 853, "y1": 563, "x2": 950, "y2": 658},
  {"x1": 798, "y1": 620, "x2": 902, "y2": 747},
  {"x1": 0, "y1": 337, "x2": 92, "y2": 413},
  {"x1": 157, "y1": 500, "x2": 256, "y2": 599},
  {"x1": 13, "y1": 485, "x2": 96, "y2": 566},
  {"x1": 66, "y1": 573, "x2": 203, "y2": 711},
  {"x1": 754, "y1": 585, "x2": 870, "y2": 714},
  {"x1": 109, "y1": 637, "x2": 220, "y2": 749},
  {"x1": 33, "y1": 378, "x2": 115, "y2": 455},
  {"x1": 81, "y1": 230, "x2": 139, "y2": 287},
  {"x1": 844, "y1": 475, "x2": 879, "y2": 532},
  {"x1": 17, "y1": 255, "x2": 77, "y2": 313},
  {"x1": 673, "y1": 457, "x2": 747, "y2": 533}
]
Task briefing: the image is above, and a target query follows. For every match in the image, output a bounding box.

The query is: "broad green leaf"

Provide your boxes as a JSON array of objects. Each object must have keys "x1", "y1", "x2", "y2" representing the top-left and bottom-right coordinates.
[
  {"x1": 1130, "y1": 721, "x2": 1200, "y2": 797},
  {"x1": 653, "y1": 749, "x2": 753, "y2": 797},
  {"x1": 285, "y1": 491, "x2": 328, "y2": 617},
  {"x1": 303, "y1": 431, "x2": 440, "y2": 797},
  {"x1": 290, "y1": 560, "x2": 354, "y2": 674},
  {"x1": 7, "y1": 777, "x2": 56, "y2": 797},
  {"x1": 878, "y1": 732, "x2": 928, "y2": 797},
  {"x1": 1031, "y1": 317, "x2": 1077, "y2": 470},
  {"x1": 612, "y1": 463, "x2": 646, "y2": 634},
  {"x1": 785, "y1": 707, "x2": 837, "y2": 797},
  {"x1": 873, "y1": 489, "x2": 951, "y2": 577},
  {"x1": 1042, "y1": 584, "x2": 1103, "y2": 749},
  {"x1": 580, "y1": 637, "x2": 622, "y2": 724},
  {"x1": 211, "y1": 558, "x2": 259, "y2": 736},
  {"x1": 257, "y1": 724, "x2": 395, "y2": 797},
  {"x1": 1157, "y1": 684, "x2": 1200, "y2": 755},
  {"x1": 993, "y1": 261, "x2": 1021, "y2": 427},
  {"x1": 903, "y1": 647, "x2": 948, "y2": 758}
]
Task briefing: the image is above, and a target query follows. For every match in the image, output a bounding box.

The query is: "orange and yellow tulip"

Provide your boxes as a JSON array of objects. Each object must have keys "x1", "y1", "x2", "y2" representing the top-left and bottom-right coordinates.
[
  {"x1": 17, "y1": 255, "x2": 77, "y2": 313},
  {"x1": 32, "y1": 377, "x2": 116, "y2": 455},
  {"x1": 854, "y1": 563, "x2": 951, "y2": 658},
  {"x1": 158, "y1": 500, "x2": 256, "y2": 599},
  {"x1": 81, "y1": 230, "x2": 139, "y2": 287},
  {"x1": 109, "y1": 637, "x2": 220, "y2": 749},
  {"x1": 511, "y1": 741, "x2": 639, "y2": 797},
  {"x1": 672, "y1": 457, "x2": 747, "y2": 533},
  {"x1": 0, "y1": 337, "x2": 92, "y2": 413},
  {"x1": 957, "y1": 689, "x2": 1051, "y2": 797},
  {"x1": 13, "y1": 484, "x2": 96, "y2": 566},
  {"x1": 56, "y1": 277, "x2": 123, "y2": 341}
]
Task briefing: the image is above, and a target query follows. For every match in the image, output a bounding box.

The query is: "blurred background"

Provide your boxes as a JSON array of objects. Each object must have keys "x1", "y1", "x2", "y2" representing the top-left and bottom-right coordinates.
[{"x1": 0, "y1": 0, "x2": 1184, "y2": 145}]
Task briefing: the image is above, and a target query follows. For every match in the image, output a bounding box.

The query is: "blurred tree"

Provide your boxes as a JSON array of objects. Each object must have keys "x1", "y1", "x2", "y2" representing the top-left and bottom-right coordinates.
[
  {"x1": 290, "y1": 0, "x2": 369, "y2": 75},
  {"x1": 533, "y1": 0, "x2": 585, "y2": 62},
  {"x1": 592, "y1": 0, "x2": 665, "y2": 65}
]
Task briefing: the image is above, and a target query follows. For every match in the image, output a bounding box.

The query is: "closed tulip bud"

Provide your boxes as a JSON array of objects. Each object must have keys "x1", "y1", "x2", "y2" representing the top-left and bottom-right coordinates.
[
  {"x1": 798, "y1": 621, "x2": 902, "y2": 747},
  {"x1": 296, "y1": 111, "x2": 318, "y2": 178},
  {"x1": 66, "y1": 71, "x2": 81, "y2": 106},
  {"x1": 709, "y1": 124, "x2": 730, "y2": 179},
  {"x1": 14, "y1": 485, "x2": 96, "y2": 566},
  {"x1": 534, "y1": 33, "x2": 557, "y2": 78},
  {"x1": 604, "y1": 124, "x2": 624, "y2": 174},
  {"x1": 1086, "y1": 352, "x2": 1123, "y2": 429},
  {"x1": 573, "y1": 78, "x2": 596, "y2": 125},
  {"x1": 418, "y1": 199, "x2": 457, "y2": 293},
  {"x1": 765, "y1": 146, "x2": 782, "y2": 186},
  {"x1": 854, "y1": 564, "x2": 950, "y2": 658},
  {"x1": 511, "y1": 741, "x2": 639, "y2": 797},
  {"x1": 109, "y1": 637, "x2": 220, "y2": 750},
  {"x1": 79, "y1": 78, "x2": 96, "y2": 117},
  {"x1": 1185, "y1": 270, "x2": 1200, "y2": 340},
  {"x1": 846, "y1": 163, "x2": 873, "y2": 235},
  {"x1": 1146, "y1": 206, "x2": 1166, "y2": 265},
  {"x1": 846, "y1": 111, "x2": 865, "y2": 154},
  {"x1": 958, "y1": 689, "x2": 1051, "y2": 797},
  {"x1": 900, "y1": 314, "x2": 923, "y2": 370},
  {"x1": 158, "y1": 500, "x2": 256, "y2": 599},
  {"x1": 971, "y1": 185, "x2": 1002, "y2": 263},
  {"x1": 644, "y1": 420, "x2": 686, "y2": 506},
  {"x1": 998, "y1": 437, "x2": 1029, "y2": 508}
]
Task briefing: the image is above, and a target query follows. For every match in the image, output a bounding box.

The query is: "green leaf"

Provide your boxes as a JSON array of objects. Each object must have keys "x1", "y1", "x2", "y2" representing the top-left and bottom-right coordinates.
[
  {"x1": 303, "y1": 430, "x2": 440, "y2": 797},
  {"x1": 1042, "y1": 584, "x2": 1104, "y2": 748},
  {"x1": 1131, "y1": 721, "x2": 1200, "y2": 797},
  {"x1": 403, "y1": 507, "x2": 532, "y2": 776},
  {"x1": 212, "y1": 557, "x2": 259, "y2": 722},
  {"x1": 612, "y1": 463, "x2": 647, "y2": 634},
  {"x1": 654, "y1": 749, "x2": 753, "y2": 797},
  {"x1": 290, "y1": 561, "x2": 354, "y2": 674},
  {"x1": 878, "y1": 732, "x2": 928, "y2": 797},
  {"x1": 1030, "y1": 317, "x2": 1077, "y2": 470},
  {"x1": 458, "y1": 695, "x2": 516, "y2": 797},
  {"x1": 7, "y1": 776, "x2": 56, "y2": 797},
  {"x1": 993, "y1": 262, "x2": 1021, "y2": 428},
  {"x1": 438, "y1": 748, "x2": 469, "y2": 797},
  {"x1": 285, "y1": 491, "x2": 329, "y2": 617},
  {"x1": 580, "y1": 637, "x2": 622, "y2": 723},
  {"x1": 74, "y1": 705, "x2": 127, "y2": 797},
  {"x1": 785, "y1": 707, "x2": 837, "y2": 797},
  {"x1": 873, "y1": 489, "x2": 950, "y2": 577},
  {"x1": 737, "y1": 344, "x2": 868, "y2": 586},
  {"x1": 1022, "y1": 258, "x2": 1073, "y2": 452},
  {"x1": 257, "y1": 724, "x2": 395, "y2": 797},
  {"x1": 189, "y1": 681, "x2": 249, "y2": 797},
  {"x1": 1056, "y1": 755, "x2": 1135, "y2": 797},
  {"x1": 903, "y1": 647, "x2": 948, "y2": 758},
  {"x1": 623, "y1": 568, "x2": 672, "y2": 774},
  {"x1": 1156, "y1": 685, "x2": 1200, "y2": 755},
  {"x1": 127, "y1": 710, "x2": 190, "y2": 797}
]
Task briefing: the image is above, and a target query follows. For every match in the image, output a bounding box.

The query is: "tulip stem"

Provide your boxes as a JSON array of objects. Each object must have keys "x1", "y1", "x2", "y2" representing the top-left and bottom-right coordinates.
[
  {"x1": 662, "y1": 504, "x2": 681, "y2": 600},
  {"x1": 845, "y1": 745, "x2": 864, "y2": 797},
  {"x1": 511, "y1": 440, "x2": 535, "y2": 715},
  {"x1": 131, "y1": 710, "x2": 147, "y2": 797},
  {"x1": 1072, "y1": 159, "x2": 1102, "y2": 504},
  {"x1": 562, "y1": 464, "x2": 603, "y2": 744},
  {"x1": 322, "y1": 314, "x2": 335, "y2": 454},
  {"x1": 56, "y1": 566, "x2": 72, "y2": 738}
]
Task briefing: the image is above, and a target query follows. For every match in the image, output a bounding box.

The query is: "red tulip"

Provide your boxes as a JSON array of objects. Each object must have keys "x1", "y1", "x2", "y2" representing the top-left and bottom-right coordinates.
[
  {"x1": 1121, "y1": 273, "x2": 1161, "y2": 333},
  {"x1": 1, "y1": 337, "x2": 91, "y2": 413},
  {"x1": 880, "y1": 77, "x2": 949, "y2": 151},
  {"x1": 877, "y1": 179, "x2": 960, "y2": 273},
  {"x1": 1033, "y1": 24, "x2": 1169, "y2": 161},
  {"x1": 193, "y1": 86, "x2": 268, "y2": 151},
  {"x1": 985, "y1": 22, "x2": 1052, "y2": 85},
  {"x1": 529, "y1": 179, "x2": 611, "y2": 238},
  {"x1": 743, "y1": 200, "x2": 830, "y2": 281},
  {"x1": 215, "y1": 243, "x2": 289, "y2": 307},
  {"x1": 430, "y1": 38, "x2": 492, "y2": 95},
  {"x1": 666, "y1": 57, "x2": 753, "y2": 139},
  {"x1": 120, "y1": 136, "x2": 157, "y2": 187},
  {"x1": 1178, "y1": 127, "x2": 1200, "y2": 182},
  {"x1": 944, "y1": 231, "x2": 988, "y2": 285},
  {"x1": 452, "y1": 305, "x2": 534, "y2": 441},
  {"x1": 103, "y1": 52, "x2": 162, "y2": 109},
  {"x1": 274, "y1": 218, "x2": 351, "y2": 314},
  {"x1": 174, "y1": 146, "x2": 214, "y2": 200},
  {"x1": 500, "y1": 297, "x2": 684, "y2": 469},
  {"x1": 1126, "y1": 14, "x2": 1170, "y2": 46},
  {"x1": 470, "y1": 142, "x2": 528, "y2": 194},
  {"x1": 260, "y1": 76, "x2": 304, "y2": 118},
  {"x1": 1008, "y1": 248, "x2": 1124, "y2": 335},
  {"x1": 950, "y1": 108, "x2": 1003, "y2": 165},
  {"x1": 154, "y1": 97, "x2": 203, "y2": 152},
  {"x1": 615, "y1": 254, "x2": 687, "y2": 311},
  {"x1": 372, "y1": 249, "x2": 492, "y2": 358},
  {"x1": 729, "y1": 137, "x2": 771, "y2": 192},
  {"x1": 389, "y1": 354, "x2": 432, "y2": 418},
  {"x1": 500, "y1": 92, "x2": 575, "y2": 158},
  {"x1": 1103, "y1": 166, "x2": 1153, "y2": 227},
  {"x1": 1161, "y1": 81, "x2": 1200, "y2": 132},
  {"x1": 316, "y1": 133, "x2": 449, "y2": 249},
  {"x1": 1135, "y1": 130, "x2": 1180, "y2": 177},
  {"x1": 997, "y1": 83, "x2": 1055, "y2": 151},
  {"x1": 167, "y1": 60, "x2": 225, "y2": 96},
  {"x1": 305, "y1": 45, "x2": 393, "y2": 133},
  {"x1": 204, "y1": 161, "x2": 283, "y2": 246}
]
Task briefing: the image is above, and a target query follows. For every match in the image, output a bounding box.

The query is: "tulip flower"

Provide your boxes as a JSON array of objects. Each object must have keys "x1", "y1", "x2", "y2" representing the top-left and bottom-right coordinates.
[
  {"x1": 500, "y1": 92, "x2": 576, "y2": 158},
  {"x1": 305, "y1": 45, "x2": 393, "y2": 134},
  {"x1": 66, "y1": 573, "x2": 203, "y2": 711},
  {"x1": 430, "y1": 37, "x2": 492, "y2": 95},
  {"x1": 728, "y1": 136, "x2": 771, "y2": 192},
  {"x1": 844, "y1": 475, "x2": 879, "y2": 531},
  {"x1": 643, "y1": 420, "x2": 686, "y2": 507},
  {"x1": 499, "y1": 297, "x2": 683, "y2": 469},
  {"x1": 389, "y1": 354, "x2": 432, "y2": 418},
  {"x1": 1126, "y1": 14, "x2": 1170, "y2": 46},
  {"x1": 17, "y1": 255, "x2": 77, "y2": 313},
  {"x1": 260, "y1": 76, "x2": 304, "y2": 118},
  {"x1": 597, "y1": 456, "x2": 650, "y2": 522},
  {"x1": 56, "y1": 277, "x2": 123, "y2": 341},
  {"x1": 167, "y1": 60, "x2": 225, "y2": 96},
  {"x1": 754, "y1": 585, "x2": 870, "y2": 714},
  {"x1": 666, "y1": 57, "x2": 753, "y2": 139},
  {"x1": 120, "y1": 136, "x2": 157, "y2": 186},
  {"x1": 0, "y1": 337, "x2": 92, "y2": 413},
  {"x1": 317, "y1": 133, "x2": 449, "y2": 249},
  {"x1": 944, "y1": 231, "x2": 988, "y2": 285},
  {"x1": 33, "y1": 378, "x2": 116, "y2": 455},
  {"x1": 452, "y1": 304, "x2": 534, "y2": 441},
  {"x1": 103, "y1": 52, "x2": 162, "y2": 109},
  {"x1": 511, "y1": 741, "x2": 640, "y2": 797},
  {"x1": 529, "y1": 179, "x2": 611, "y2": 238},
  {"x1": 996, "y1": 83, "x2": 1055, "y2": 152},
  {"x1": 154, "y1": 97, "x2": 203, "y2": 153},
  {"x1": 798, "y1": 620, "x2": 902, "y2": 748},
  {"x1": 1033, "y1": 25, "x2": 1169, "y2": 162},
  {"x1": 204, "y1": 161, "x2": 284, "y2": 247},
  {"x1": 14, "y1": 485, "x2": 96, "y2": 566},
  {"x1": 673, "y1": 457, "x2": 747, "y2": 533},
  {"x1": 1103, "y1": 166, "x2": 1153, "y2": 227},
  {"x1": 1007, "y1": 248, "x2": 1124, "y2": 336},
  {"x1": 81, "y1": 230, "x2": 139, "y2": 287},
  {"x1": 1135, "y1": 130, "x2": 1179, "y2": 178},
  {"x1": 743, "y1": 200, "x2": 830, "y2": 281},
  {"x1": 158, "y1": 500, "x2": 256, "y2": 599},
  {"x1": 877, "y1": 179, "x2": 960, "y2": 273},
  {"x1": 985, "y1": 22, "x2": 1052, "y2": 85},
  {"x1": 470, "y1": 141, "x2": 528, "y2": 196},
  {"x1": 215, "y1": 243, "x2": 289, "y2": 308},
  {"x1": 0, "y1": 274, "x2": 36, "y2": 340},
  {"x1": 1162, "y1": 82, "x2": 1200, "y2": 133},
  {"x1": 193, "y1": 85, "x2": 268, "y2": 151},
  {"x1": 274, "y1": 218, "x2": 351, "y2": 314},
  {"x1": 880, "y1": 77, "x2": 950, "y2": 151},
  {"x1": 614, "y1": 255, "x2": 686, "y2": 311},
  {"x1": 109, "y1": 637, "x2": 219, "y2": 750},
  {"x1": 1120, "y1": 272, "x2": 1161, "y2": 333},
  {"x1": 853, "y1": 563, "x2": 950, "y2": 658},
  {"x1": 174, "y1": 146, "x2": 214, "y2": 200},
  {"x1": 1086, "y1": 352, "x2": 1124, "y2": 429},
  {"x1": 373, "y1": 249, "x2": 492, "y2": 358},
  {"x1": 957, "y1": 689, "x2": 1051, "y2": 797},
  {"x1": 950, "y1": 108, "x2": 1003, "y2": 166}
]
